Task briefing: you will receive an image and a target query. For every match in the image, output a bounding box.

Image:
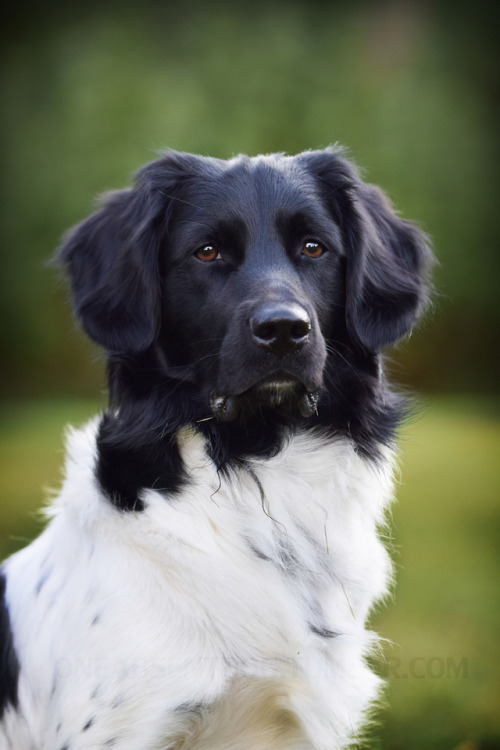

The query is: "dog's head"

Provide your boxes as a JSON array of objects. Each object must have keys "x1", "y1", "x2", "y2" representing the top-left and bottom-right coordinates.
[{"x1": 58, "y1": 148, "x2": 432, "y2": 423}]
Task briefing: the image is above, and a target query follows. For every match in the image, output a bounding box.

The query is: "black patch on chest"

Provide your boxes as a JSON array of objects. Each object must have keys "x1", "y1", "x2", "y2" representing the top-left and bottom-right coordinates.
[
  {"x1": 0, "y1": 572, "x2": 20, "y2": 718},
  {"x1": 94, "y1": 353, "x2": 193, "y2": 511},
  {"x1": 96, "y1": 409, "x2": 188, "y2": 512}
]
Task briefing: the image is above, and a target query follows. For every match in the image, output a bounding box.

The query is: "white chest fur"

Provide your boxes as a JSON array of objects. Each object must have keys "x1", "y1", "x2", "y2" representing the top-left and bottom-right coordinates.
[{"x1": 2, "y1": 422, "x2": 395, "y2": 750}]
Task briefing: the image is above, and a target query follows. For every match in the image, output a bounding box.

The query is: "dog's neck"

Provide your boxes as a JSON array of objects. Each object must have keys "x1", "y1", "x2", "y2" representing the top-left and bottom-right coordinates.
[{"x1": 94, "y1": 345, "x2": 405, "y2": 512}]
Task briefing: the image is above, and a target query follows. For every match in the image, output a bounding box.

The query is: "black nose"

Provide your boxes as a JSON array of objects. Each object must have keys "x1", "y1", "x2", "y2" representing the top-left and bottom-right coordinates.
[{"x1": 251, "y1": 303, "x2": 311, "y2": 356}]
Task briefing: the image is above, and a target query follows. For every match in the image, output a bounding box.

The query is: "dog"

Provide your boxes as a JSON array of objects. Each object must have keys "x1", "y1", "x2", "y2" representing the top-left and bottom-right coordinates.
[{"x1": 0, "y1": 147, "x2": 432, "y2": 749}]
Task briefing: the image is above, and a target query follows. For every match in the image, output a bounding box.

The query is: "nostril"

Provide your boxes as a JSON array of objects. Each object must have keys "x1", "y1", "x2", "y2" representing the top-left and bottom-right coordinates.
[
  {"x1": 253, "y1": 322, "x2": 277, "y2": 342},
  {"x1": 290, "y1": 320, "x2": 311, "y2": 341}
]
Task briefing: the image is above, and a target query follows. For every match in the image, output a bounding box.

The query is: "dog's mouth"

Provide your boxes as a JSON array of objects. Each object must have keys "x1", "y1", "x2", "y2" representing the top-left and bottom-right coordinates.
[{"x1": 209, "y1": 373, "x2": 319, "y2": 422}]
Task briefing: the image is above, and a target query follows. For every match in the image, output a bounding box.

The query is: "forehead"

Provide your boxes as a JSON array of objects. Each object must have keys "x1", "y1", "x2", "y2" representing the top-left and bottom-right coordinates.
[{"x1": 174, "y1": 154, "x2": 332, "y2": 231}]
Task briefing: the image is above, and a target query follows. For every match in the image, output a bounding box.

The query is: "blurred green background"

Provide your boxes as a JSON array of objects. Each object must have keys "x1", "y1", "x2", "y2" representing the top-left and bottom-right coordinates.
[{"x1": 0, "y1": 1, "x2": 498, "y2": 748}]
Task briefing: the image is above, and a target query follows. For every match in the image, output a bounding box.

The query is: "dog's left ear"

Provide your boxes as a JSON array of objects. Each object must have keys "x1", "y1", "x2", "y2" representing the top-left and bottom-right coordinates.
[
  {"x1": 346, "y1": 181, "x2": 433, "y2": 350},
  {"x1": 303, "y1": 147, "x2": 433, "y2": 351}
]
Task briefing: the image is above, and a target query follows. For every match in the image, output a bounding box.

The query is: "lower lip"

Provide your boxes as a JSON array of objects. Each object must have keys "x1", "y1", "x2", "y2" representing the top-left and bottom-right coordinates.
[{"x1": 255, "y1": 377, "x2": 299, "y2": 393}]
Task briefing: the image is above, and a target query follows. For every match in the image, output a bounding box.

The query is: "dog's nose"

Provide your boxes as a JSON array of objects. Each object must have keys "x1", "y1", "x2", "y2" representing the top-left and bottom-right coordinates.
[{"x1": 251, "y1": 303, "x2": 311, "y2": 356}]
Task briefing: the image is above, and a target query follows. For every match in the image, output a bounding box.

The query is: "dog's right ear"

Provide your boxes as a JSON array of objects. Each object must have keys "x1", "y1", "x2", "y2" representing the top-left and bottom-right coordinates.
[{"x1": 56, "y1": 152, "x2": 193, "y2": 354}]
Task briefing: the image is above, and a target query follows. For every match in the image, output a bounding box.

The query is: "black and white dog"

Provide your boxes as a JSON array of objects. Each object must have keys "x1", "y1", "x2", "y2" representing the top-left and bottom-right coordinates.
[{"x1": 0, "y1": 148, "x2": 432, "y2": 749}]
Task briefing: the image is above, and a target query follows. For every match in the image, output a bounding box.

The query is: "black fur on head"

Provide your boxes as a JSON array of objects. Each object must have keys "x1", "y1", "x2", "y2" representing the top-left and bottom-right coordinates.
[{"x1": 56, "y1": 147, "x2": 433, "y2": 510}]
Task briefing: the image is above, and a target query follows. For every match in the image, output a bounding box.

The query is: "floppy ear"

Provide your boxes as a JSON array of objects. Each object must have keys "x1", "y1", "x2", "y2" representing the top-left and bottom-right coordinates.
[
  {"x1": 56, "y1": 153, "x2": 190, "y2": 353},
  {"x1": 303, "y1": 147, "x2": 433, "y2": 351},
  {"x1": 345, "y1": 181, "x2": 433, "y2": 350}
]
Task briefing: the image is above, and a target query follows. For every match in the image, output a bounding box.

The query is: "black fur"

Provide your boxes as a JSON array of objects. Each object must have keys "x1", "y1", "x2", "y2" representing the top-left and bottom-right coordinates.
[
  {"x1": 57, "y1": 147, "x2": 432, "y2": 511},
  {"x1": 0, "y1": 572, "x2": 20, "y2": 719}
]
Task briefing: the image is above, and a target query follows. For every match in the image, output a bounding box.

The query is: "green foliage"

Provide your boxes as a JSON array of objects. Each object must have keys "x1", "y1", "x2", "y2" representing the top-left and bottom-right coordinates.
[
  {"x1": 0, "y1": 1, "x2": 498, "y2": 394},
  {"x1": 1, "y1": 396, "x2": 498, "y2": 747}
]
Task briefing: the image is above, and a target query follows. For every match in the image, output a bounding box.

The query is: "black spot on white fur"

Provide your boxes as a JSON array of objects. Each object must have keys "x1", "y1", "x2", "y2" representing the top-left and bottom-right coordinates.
[
  {"x1": 309, "y1": 624, "x2": 340, "y2": 639},
  {"x1": 0, "y1": 573, "x2": 19, "y2": 719},
  {"x1": 83, "y1": 717, "x2": 95, "y2": 731},
  {"x1": 174, "y1": 702, "x2": 206, "y2": 715},
  {"x1": 247, "y1": 541, "x2": 272, "y2": 561},
  {"x1": 35, "y1": 567, "x2": 52, "y2": 596}
]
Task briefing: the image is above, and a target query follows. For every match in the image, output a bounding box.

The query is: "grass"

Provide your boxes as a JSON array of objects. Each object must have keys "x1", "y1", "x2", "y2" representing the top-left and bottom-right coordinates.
[
  {"x1": 374, "y1": 396, "x2": 500, "y2": 750},
  {"x1": 0, "y1": 395, "x2": 498, "y2": 748},
  {"x1": 0, "y1": 398, "x2": 101, "y2": 558}
]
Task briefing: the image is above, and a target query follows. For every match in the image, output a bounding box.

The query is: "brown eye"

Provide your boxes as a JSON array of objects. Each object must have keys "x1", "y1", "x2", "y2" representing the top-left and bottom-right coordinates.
[
  {"x1": 303, "y1": 241, "x2": 325, "y2": 258},
  {"x1": 195, "y1": 244, "x2": 221, "y2": 262}
]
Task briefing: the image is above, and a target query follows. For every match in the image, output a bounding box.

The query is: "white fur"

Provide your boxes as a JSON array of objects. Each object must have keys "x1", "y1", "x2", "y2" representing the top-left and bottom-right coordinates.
[{"x1": 1, "y1": 420, "x2": 395, "y2": 750}]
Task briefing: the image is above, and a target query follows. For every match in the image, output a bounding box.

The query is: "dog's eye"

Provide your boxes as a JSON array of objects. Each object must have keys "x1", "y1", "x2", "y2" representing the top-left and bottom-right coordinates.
[
  {"x1": 303, "y1": 242, "x2": 325, "y2": 258},
  {"x1": 195, "y1": 245, "x2": 221, "y2": 262}
]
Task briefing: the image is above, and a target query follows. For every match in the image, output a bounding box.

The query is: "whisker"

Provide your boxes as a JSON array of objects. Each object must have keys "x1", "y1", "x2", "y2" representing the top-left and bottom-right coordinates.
[{"x1": 325, "y1": 341, "x2": 367, "y2": 384}]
